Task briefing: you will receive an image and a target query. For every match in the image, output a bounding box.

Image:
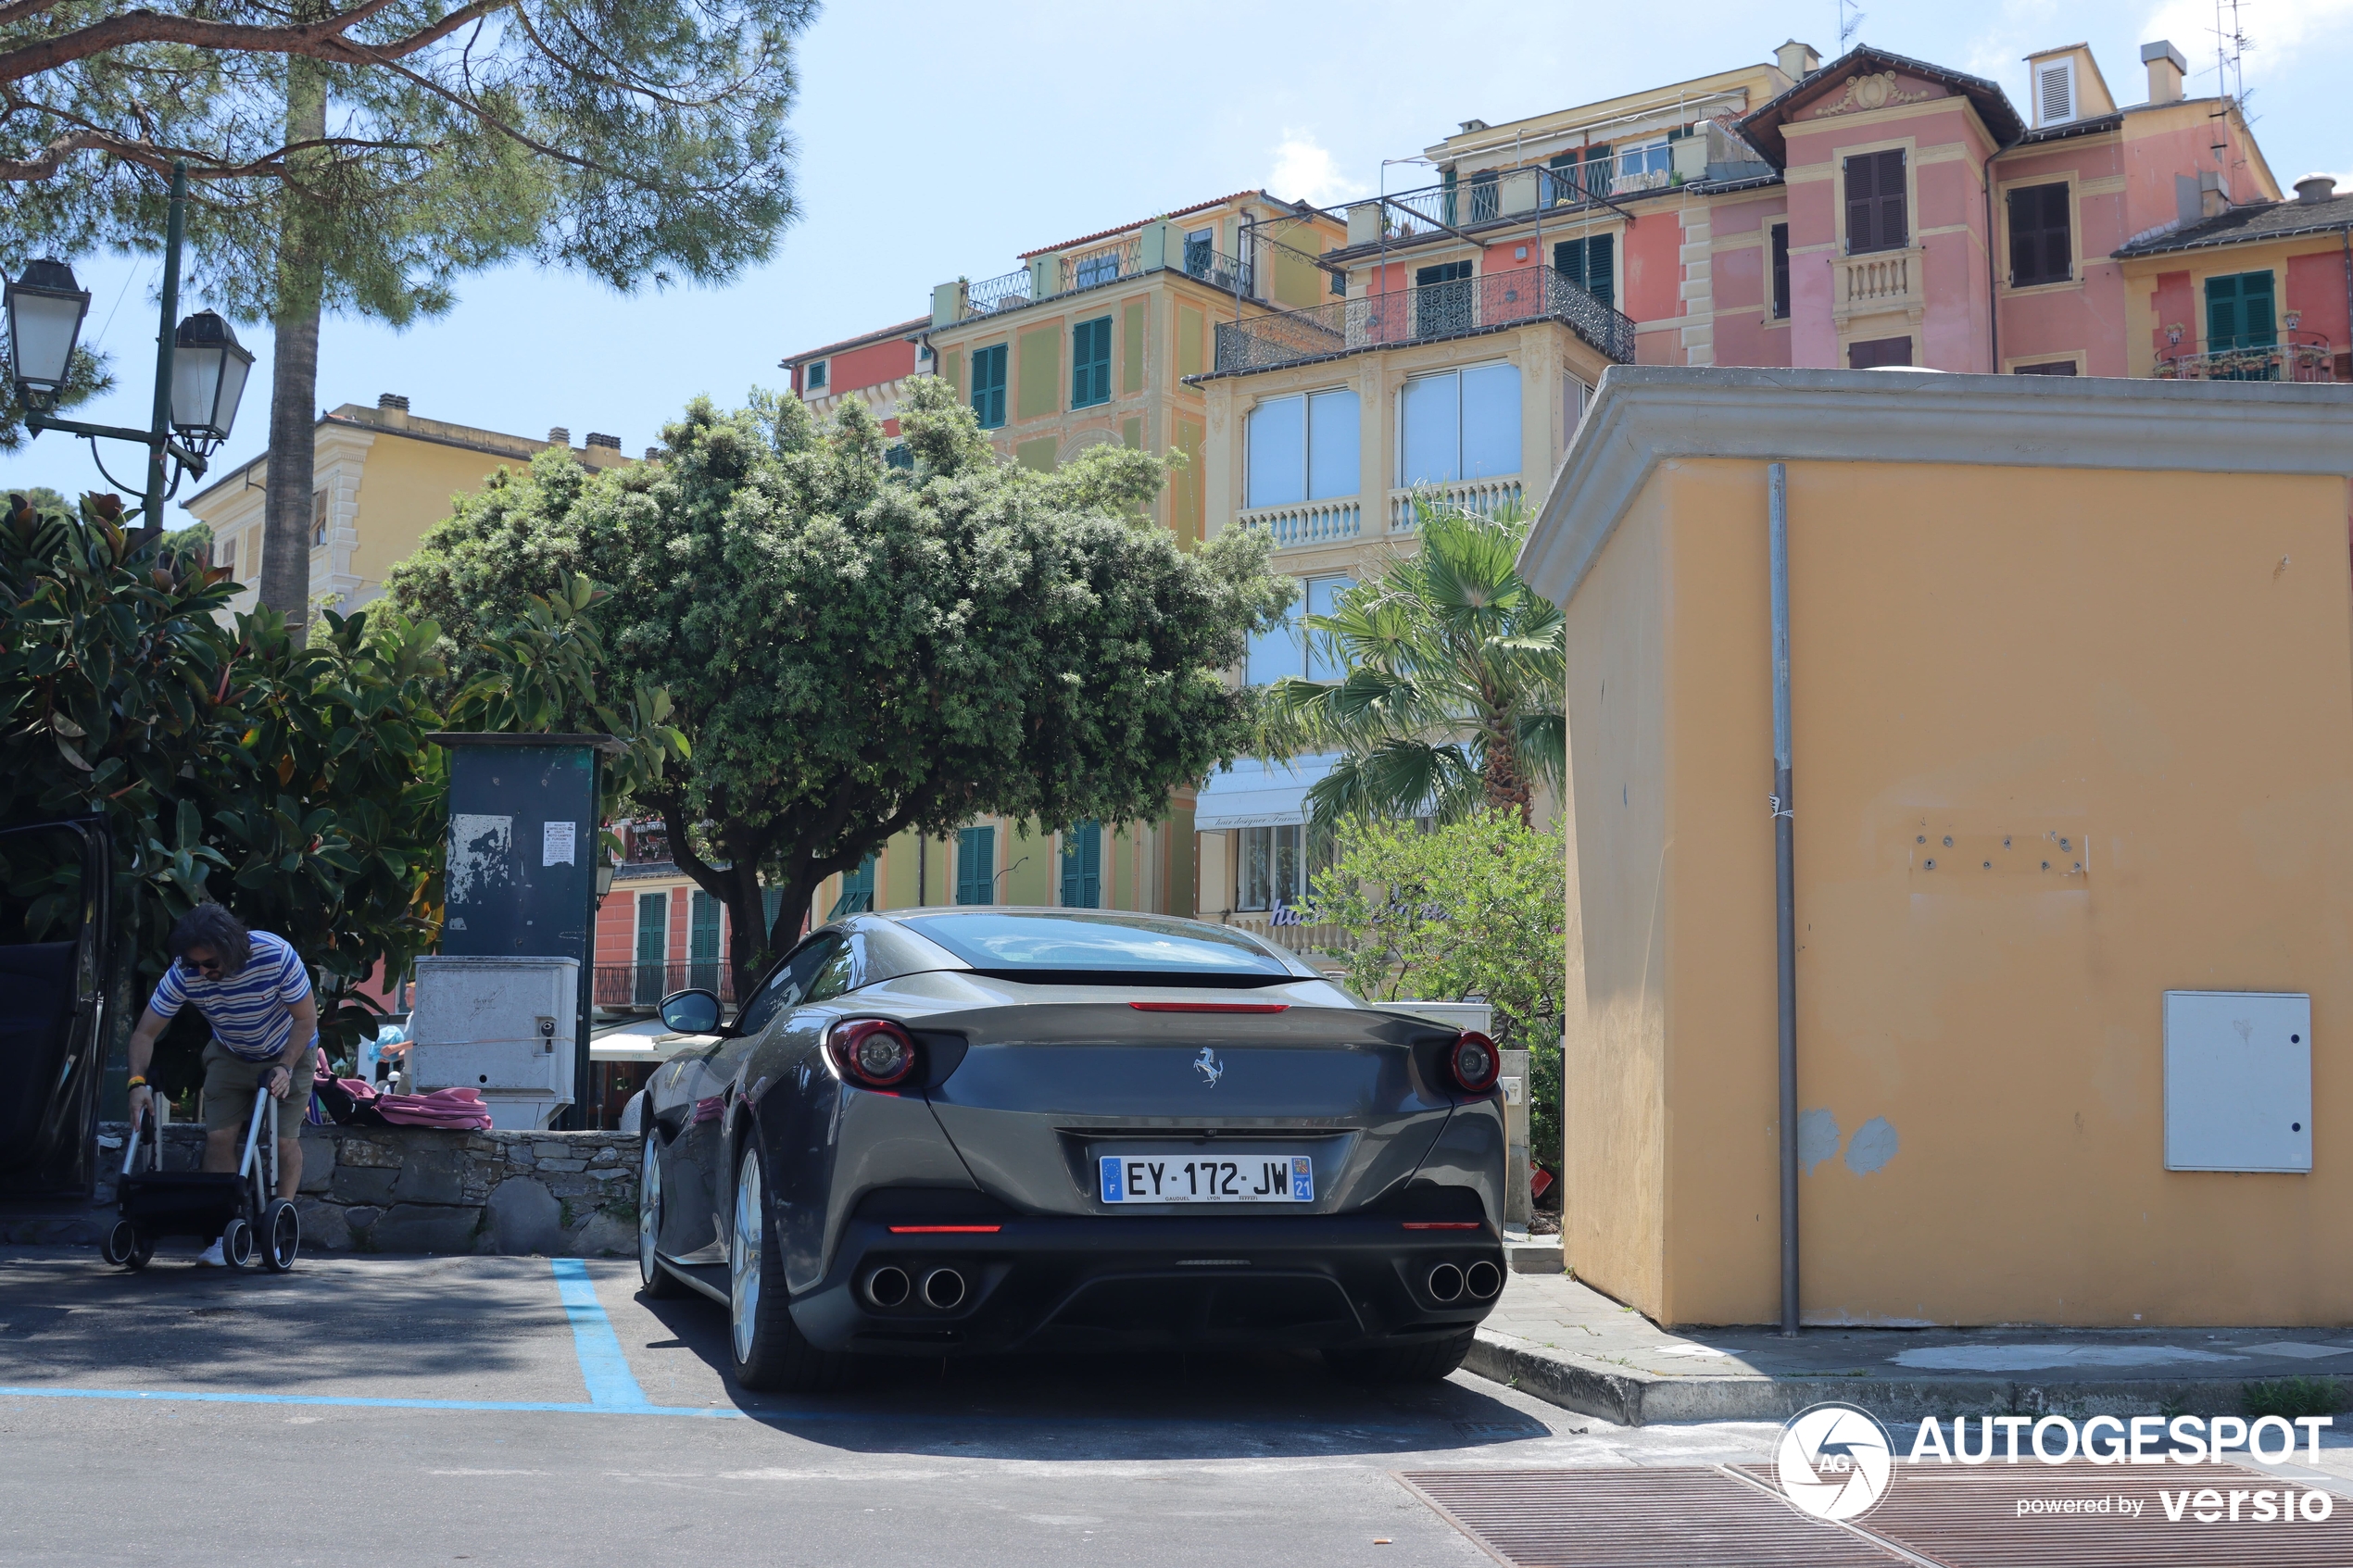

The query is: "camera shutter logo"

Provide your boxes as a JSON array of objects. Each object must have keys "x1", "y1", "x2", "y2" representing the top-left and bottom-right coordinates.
[{"x1": 1775, "y1": 1402, "x2": 1896, "y2": 1521}]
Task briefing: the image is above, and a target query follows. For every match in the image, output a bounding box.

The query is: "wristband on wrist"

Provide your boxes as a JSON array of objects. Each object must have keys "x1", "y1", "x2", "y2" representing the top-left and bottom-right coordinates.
[{"x1": 126, "y1": 1076, "x2": 147, "y2": 1089}]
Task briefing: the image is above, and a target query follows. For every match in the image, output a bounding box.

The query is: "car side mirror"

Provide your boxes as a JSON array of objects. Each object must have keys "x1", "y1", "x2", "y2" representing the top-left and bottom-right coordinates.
[{"x1": 658, "y1": 988, "x2": 724, "y2": 1035}]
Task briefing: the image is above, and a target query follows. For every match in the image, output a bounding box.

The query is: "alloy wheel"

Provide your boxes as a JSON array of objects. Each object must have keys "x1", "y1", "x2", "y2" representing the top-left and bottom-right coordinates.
[
  {"x1": 730, "y1": 1148, "x2": 762, "y2": 1365},
  {"x1": 638, "y1": 1135, "x2": 662, "y2": 1286}
]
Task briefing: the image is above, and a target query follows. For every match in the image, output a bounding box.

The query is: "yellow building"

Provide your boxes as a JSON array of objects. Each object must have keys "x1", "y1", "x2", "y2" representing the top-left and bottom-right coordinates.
[
  {"x1": 181, "y1": 394, "x2": 634, "y2": 618},
  {"x1": 2119, "y1": 175, "x2": 2353, "y2": 382},
  {"x1": 1520, "y1": 365, "x2": 2353, "y2": 1327}
]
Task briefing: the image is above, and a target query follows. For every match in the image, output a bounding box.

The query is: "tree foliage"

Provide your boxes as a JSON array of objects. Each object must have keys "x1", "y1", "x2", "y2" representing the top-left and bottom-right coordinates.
[
  {"x1": 390, "y1": 377, "x2": 1294, "y2": 992},
  {"x1": 1261, "y1": 502, "x2": 1566, "y2": 825},
  {"x1": 1304, "y1": 808, "x2": 1567, "y2": 1170},
  {"x1": 0, "y1": 489, "x2": 678, "y2": 1096}
]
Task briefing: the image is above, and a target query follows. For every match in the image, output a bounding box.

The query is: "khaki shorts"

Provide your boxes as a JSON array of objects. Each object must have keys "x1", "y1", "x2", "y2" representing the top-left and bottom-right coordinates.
[{"x1": 200, "y1": 1040, "x2": 315, "y2": 1133}]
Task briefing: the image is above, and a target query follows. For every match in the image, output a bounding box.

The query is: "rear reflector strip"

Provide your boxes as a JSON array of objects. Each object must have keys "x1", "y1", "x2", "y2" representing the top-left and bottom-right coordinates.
[
  {"x1": 1128, "y1": 1001, "x2": 1290, "y2": 1013},
  {"x1": 886, "y1": 1225, "x2": 1002, "y2": 1234},
  {"x1": 1403, "y1": 1222, "x2": 1483, "y2": 1231}
]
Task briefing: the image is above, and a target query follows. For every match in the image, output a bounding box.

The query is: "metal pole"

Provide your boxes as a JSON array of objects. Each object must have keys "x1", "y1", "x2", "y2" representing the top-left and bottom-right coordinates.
[
  {"x1": 1769, "y1": 461, "x2": 1799, "y2": 1338},
  {"x1": 140, "y1": 160, "x2": 188, "y2": 542}
]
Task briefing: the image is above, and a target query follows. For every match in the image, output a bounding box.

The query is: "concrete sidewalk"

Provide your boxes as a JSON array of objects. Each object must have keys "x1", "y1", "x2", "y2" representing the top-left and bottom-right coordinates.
[{"x1": 1467, "y1": 1270, "x2": 2353, "y2": 1424}]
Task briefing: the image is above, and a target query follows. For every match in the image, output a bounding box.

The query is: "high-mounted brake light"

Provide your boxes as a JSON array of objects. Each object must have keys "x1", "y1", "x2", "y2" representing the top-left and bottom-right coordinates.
[
  {"x1": 1128, "y1": 1002, "x2": 1290, "y2": 1013},
  {"x1": 1445, "y1": 1030, "x2": 1500, "y2": 1095},
  {"x1": 1402, "y1": 1222, "x2": 1483, "y2": 1231},
  {"x1": 826, "y1": 1018, "x2": 919, "y2": 1089}
]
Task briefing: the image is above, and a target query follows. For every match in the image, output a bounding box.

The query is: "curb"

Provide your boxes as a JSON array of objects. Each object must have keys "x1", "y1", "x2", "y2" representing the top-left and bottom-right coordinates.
[{"x1": 1464, "y1": 1330, "x2": 2296, "y2": 1427}]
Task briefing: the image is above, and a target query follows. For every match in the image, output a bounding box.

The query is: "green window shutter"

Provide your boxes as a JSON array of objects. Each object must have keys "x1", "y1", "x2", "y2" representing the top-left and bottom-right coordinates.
[
  {"x1": 689, "y1": 890, "x2": 723, "y2": 991},
  {"x1": 971, "y1": 345, "x2": 1006, "y2": 428},
  {"x1": 761, "y1": 884, "x2": 783, "y2": 942},
  {"x1": 956, "y1": 826, "x2": 996, "y2": 905},
  {"x1": 2241, "y1": 270, "x2": 2276, "y2": 346},
  {"x1": 1073, "y1": 317, "x2": 1112, "y2": 408},
  {"x1": 635, "y1": 891, "x2": 668, "y2": 1004},
  {"x1": 1586, "y1": 234, "x2": 1615, "y2": 309},
  {"x1": 828, "y1": 853, "x2": 875, "y2": 919},
  {"x1": 1061, "y1": 822, "x2": 1101, "y2": 908}
]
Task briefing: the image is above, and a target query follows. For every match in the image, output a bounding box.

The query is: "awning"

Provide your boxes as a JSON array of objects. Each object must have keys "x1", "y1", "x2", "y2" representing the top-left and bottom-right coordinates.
[{"x1": 1194, "y1": 753, "x2": 1342, "y2": 830}]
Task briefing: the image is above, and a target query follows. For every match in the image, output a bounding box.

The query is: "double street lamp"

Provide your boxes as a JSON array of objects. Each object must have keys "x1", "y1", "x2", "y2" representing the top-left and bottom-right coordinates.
[{"x1": 4, "y1": 161, "x2": 252, "y2": 540}]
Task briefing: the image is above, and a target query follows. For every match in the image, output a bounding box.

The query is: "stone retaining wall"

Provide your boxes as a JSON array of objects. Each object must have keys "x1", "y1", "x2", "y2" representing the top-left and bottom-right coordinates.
[{"x1": 88, "y1": 1122, "x2": 641, "y2": 1258}]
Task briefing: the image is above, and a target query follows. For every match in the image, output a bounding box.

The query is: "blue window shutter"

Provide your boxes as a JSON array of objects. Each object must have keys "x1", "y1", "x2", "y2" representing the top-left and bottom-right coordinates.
[{"x1": 1061, "y1": 822, "x2": 1101, "y2": 908}]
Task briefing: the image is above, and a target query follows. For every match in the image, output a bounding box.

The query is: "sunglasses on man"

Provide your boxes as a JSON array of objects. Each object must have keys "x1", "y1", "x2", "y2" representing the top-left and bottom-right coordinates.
[{"x1": 180, "y1": 956, "x2": 224, "y2": 979}]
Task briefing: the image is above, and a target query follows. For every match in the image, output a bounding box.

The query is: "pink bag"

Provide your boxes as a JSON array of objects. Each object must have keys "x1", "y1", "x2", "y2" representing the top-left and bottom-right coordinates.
[{"x1": 373, "y1": 1085, "x2": 494, "y2": 1130}]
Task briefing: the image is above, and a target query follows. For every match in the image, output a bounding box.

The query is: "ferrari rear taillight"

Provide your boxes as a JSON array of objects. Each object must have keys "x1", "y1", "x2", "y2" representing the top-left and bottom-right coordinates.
[
  {"x1": 1446, "y1": 1030, "x2": 1500, "y2": 1095},
  {"x1": 828, "y1": 1019, "x2": 918, "y2": 1089}
]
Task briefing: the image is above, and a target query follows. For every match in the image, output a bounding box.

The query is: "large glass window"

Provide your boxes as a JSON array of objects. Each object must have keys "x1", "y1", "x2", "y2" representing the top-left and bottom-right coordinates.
[
  {"x1": 970, "y1": 344, "x2": 1007, "y2": 429},
  {"x1": 1245, "y1": 388, "x2": 1361, "y2": 508},
  {"x1": 1071, "y1": 317, "x2": 1112, "y2": 408},
  {"x1": 1247, "y1": 574, "x2": 1353, "y2": 685},
  {"x1": 1617, "y1": 139, "x2": 1670, "y2": 185},
  {"x1": 1060, "y1": 822, "x2": 1101, "y2": 909},
  {"x1": 955, "y1": 825, "x2": 996, "y2": 905},
  {"x1": 1400, "y1": 365, "x2": 1520, "y2": 487},
  {"x1": 1239, "y1": 824, "x2": 1306, "y2": 911},
  {"x1": 1770, "y1": 224, "x2": 1791, "y2": 319}
]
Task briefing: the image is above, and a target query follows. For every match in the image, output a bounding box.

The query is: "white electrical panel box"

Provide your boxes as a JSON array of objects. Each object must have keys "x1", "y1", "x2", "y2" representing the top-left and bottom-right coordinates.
[
  {"x1": 2163, "y1": 991, "x2": 2311, "y2": 1173},
  {"x1": 408, "y1": 956, "x2": 579, "y2": 1129}
]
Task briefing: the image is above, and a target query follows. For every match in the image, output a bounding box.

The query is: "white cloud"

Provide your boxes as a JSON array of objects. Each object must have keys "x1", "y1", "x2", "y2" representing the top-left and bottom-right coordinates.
[{"x1": 1270, "y1": 129, "x2": 1368, "y2": 208}]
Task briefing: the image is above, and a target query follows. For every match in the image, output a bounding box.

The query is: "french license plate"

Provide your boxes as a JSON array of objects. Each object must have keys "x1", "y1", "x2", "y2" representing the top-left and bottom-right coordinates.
[{"x1": 1099, "y1": 1153, "x2": 1314, "y2": 1204}]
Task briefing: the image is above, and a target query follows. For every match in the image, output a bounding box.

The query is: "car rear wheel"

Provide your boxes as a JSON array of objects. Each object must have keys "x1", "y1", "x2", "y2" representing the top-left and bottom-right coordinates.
[
  {"x1": 636, "y1": 1131, "x2": 685, "y2": 1298},
  {"x1": 727, "y1": 1142, "x2": 851, "y2": 1393},
  {"x1": 1324, "y1": 1329, "x2": 1477, "y2": 1385}
]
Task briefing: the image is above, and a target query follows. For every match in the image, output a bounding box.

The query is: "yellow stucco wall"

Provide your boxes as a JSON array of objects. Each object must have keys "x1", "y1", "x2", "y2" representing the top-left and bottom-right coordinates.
[
  {"x1": 1561, "y1": 447, "x2": 2353, "y2": 1327},
  {"x1": 347, "y1": 437, "x2": 537, "y2": 591}
]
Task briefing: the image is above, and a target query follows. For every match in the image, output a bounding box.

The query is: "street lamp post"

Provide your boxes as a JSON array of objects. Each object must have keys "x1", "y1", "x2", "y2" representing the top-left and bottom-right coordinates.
[{"x1": 3, "y1": 160, "x2": 252, "y2": 542}]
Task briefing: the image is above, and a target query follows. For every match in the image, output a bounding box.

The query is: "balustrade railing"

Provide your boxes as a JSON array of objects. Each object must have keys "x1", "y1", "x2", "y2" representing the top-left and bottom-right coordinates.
[
  {"x1": 1390, "y1": 478, "x2": 1524, "y2": 532},
  {"x1": 1239, "y1": 498, "x2": 1362, "y2": 549},
  {"x1": 2156, "y1": 339, "x2": 2336, "y2": 383},
  {"x1": 1841, "y1": 249, "x2": 1916, "y2": 310},
  {"x1": 1220, "y1": 909, "x2": 1350, "y2": 961},
  {"x1": 967, "y1": 268, "x2": 1032, "y2": 317},
  {"x1": 1061, "y1": 237, "x2": 1141, "y2": 294},
  {"x1": 1212, "y1": 264, "x2": 1634, "y2": 376},
  {"x1": 594, "y1": 961, "x2": 736, "y2": 1010}
]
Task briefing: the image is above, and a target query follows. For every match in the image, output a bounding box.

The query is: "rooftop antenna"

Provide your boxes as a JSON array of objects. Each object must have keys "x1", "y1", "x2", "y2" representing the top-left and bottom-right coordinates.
[{"x1": 1837, "y1": 0, "x2": 1863, "y2": 53}]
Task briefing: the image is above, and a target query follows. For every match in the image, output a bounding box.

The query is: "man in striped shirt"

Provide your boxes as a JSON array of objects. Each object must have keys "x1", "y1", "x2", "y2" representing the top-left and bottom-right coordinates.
[{"x1": 126, "y1": 905, "x2": 317, "y2": 1261}]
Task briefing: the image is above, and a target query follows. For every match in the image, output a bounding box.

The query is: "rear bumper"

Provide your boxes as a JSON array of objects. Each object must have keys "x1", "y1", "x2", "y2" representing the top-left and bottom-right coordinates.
[{"x1": 787, "y1": 1211, "x2": 1505, "y2": 1356}]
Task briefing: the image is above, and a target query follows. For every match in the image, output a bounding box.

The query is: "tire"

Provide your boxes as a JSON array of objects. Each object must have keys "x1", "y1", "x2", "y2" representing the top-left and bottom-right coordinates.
[
  {"x1": 727, "y1": 1141, "x2": 851, "y2": 1393},
  {"x1": 636, "y1": 1131, "x2": 685, "y2": 1298},
  {"x1": 219, "y1": 1216, "x2": 256, "y2": 1273},
  {"x1": 1324, "y1": 1329, "x2": 1477, "y2": 1385},
  {"x1": 261, "y1": 1199, "x2": 299, "y2": 1273},
  {"x1": 102, "y1": 1220, "x2": 152, "y2": 1272}
]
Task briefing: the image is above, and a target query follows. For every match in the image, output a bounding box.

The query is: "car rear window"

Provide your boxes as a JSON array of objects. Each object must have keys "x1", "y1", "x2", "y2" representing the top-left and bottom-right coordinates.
[{"x1": 901, "y1": 911, "x2": 1296, "y2": 977}]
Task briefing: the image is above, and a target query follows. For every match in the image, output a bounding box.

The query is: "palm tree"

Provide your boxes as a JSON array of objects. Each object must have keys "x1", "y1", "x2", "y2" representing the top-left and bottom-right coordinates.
[{"x1": 1262, "y1": 501, "x2": 1565, "y2": 826}]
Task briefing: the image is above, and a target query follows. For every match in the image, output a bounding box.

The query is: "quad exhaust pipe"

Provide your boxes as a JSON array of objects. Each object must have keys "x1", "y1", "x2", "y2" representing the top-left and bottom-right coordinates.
[
  {"x1": 1465, "y1": 1260, "x2": 1503, "y2": 1300},
  {"x1": 863, "y1": 1265, "x2": 911, "y2": 1308},
  {"x1": 921, "y1": 1267, "x2": 967, "y2": 1310},
  {"x1": 864, "y1": 1263, "x2": 970, "y2": 1311},
  {"x1": 1426, "y1": 1262, "x2": 1465, "y2": 1302}
]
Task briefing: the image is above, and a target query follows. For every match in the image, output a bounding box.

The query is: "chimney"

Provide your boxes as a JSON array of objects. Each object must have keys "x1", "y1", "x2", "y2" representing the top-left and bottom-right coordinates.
[
  {"x1": 376, "y1": 393, "x2": 409, "y2": 426},
  {"x1": 2142, "y1": 40, "x2": 2187, "y2": 104},
  {"x1": 643, "y1": 447, "x2": 661, "y2": 462},
  {"x1": 547, "y1": 426, "x2": 570, "y2": 446},
  {"x1": 585, "y1": 432, "x2": 621, "y2": 451},
  {"x1": 2296, "y1": 175, "x2": 2338, "y2": 205},
  {"x1": 1775, "y1": 39, "x2": 1821, "y2": 82},
  {"x1": 1456, "y1": 119, "x2": 1489, "y2": 135}
]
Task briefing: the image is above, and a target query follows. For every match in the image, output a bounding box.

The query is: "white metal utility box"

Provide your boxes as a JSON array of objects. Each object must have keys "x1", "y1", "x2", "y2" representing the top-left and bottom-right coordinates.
[
  {"x1": 407, "y1": 956, "x2": 579, "y2": 1130},
  {"x1": 2163, "y1": 990, "x2": 2311, "y2": 1173}
]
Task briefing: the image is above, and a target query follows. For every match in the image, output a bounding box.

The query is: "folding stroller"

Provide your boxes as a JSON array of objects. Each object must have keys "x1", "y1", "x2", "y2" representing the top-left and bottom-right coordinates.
[{"x1": 102, "y1": 1085, "x2": 299, "y2": 1272}]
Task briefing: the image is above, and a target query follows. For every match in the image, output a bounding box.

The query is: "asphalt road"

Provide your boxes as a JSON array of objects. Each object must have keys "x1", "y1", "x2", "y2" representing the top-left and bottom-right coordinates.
[{"x1": 0, "y1": 1245, "x2": 1780, "y2": 1567}]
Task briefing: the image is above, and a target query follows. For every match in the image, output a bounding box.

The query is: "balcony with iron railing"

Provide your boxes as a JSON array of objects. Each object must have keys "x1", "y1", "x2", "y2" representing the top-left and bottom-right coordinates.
[
  {"x1": 948, "y1": 232, "x2": 1262, "y2": 327},
  {"x1": 966, "y1": 267, "x2": 1033, "y2": 318},
  {"x1": 1211, "y1": 263, "x2": 1633, "y2": 377},
  {"x1": 2156, "y1": 333, "x2": 2336, "y2": 383},
  {"x1": 594, "y1": 960, "x2": 736, "y2": 1011}
]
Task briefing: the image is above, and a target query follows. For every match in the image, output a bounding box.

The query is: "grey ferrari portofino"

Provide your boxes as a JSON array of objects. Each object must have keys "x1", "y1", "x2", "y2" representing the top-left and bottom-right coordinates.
[{"x1": 632, "y1": 908, "x2": 1507, "y2": 1392}]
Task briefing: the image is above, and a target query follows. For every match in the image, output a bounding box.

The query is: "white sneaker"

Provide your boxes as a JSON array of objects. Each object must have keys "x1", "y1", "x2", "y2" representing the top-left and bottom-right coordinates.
[{"x1": 195, "y1": 1239, "x2": 224, "y2": 1267}]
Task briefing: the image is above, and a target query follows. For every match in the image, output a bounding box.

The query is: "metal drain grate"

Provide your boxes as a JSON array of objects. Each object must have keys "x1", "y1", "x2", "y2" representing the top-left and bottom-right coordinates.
[
  {"x1": 1395, "y1": 1468, "x2": 1910, "y2": 1566},
  {"x1": 1735, "y1": 1459, "x2": 2353, "y2": 1566}
]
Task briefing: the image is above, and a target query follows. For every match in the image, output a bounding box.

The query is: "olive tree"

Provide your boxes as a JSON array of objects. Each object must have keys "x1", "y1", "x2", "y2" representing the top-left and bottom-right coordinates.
[{"x1": 390, "y1": 377, "x2": 1293, "y2": 993}]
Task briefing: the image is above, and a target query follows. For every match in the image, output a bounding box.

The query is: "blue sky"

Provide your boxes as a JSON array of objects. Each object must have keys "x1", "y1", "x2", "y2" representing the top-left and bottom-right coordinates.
[{"x1": 6, "y1": 0, "x2": 2348, "y2": 509}]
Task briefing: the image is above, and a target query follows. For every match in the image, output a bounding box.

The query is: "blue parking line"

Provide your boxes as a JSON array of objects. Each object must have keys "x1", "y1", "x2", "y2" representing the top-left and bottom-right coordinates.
[
  {"x1": 0, "y1": 1386, "x2": 744, "y2": 1417},
  {"x1": 549, "y1": 1258, "x2": 652, "y2": 1411}
]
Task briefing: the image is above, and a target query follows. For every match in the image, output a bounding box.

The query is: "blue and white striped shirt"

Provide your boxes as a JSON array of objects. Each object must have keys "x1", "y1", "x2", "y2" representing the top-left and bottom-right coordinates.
[{"x1": 147, "y1": 931, "x2": 313, "y2": 1062}]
